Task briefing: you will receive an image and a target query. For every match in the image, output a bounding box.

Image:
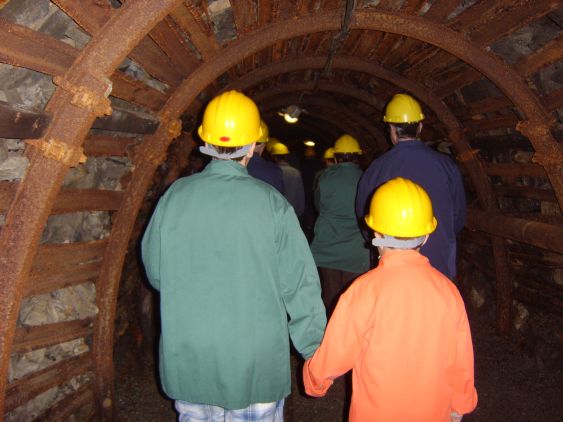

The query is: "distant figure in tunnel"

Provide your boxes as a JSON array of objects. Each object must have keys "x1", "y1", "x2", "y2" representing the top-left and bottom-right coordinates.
[
  {"x1": 270, "y1": 142, "x2": 306, "y2": 219},
  {"x1": 141, "y1": 90, "x2": 326, "y2": 422},
  {"x1": 310, "y1": 134, "x2": 369, "y2": 314},
  {"x1": 304, "y1": 177, "x2": 478, "y2": 422},
  {"x1": 247, "y1": 120, "x2": 285, "y2": 193},
  {"x1": 355, "y1": 93, "x2": 466, "y2": 279}
]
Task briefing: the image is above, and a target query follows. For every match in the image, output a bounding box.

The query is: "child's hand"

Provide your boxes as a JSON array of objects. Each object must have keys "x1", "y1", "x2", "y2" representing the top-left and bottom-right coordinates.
[{"x1": 451, "y1": 411, "x2": 463, "y2": 422}]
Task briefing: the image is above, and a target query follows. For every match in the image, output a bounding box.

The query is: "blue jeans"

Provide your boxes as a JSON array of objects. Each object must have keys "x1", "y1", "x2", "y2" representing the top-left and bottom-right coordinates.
[{"x1": 175, "y1": 399, "x2": 284, "y2": 422}]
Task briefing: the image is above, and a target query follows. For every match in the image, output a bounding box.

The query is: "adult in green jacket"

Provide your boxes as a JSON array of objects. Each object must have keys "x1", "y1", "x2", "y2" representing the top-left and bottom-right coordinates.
[
  {"x1": 310, "y1": 134, "x2": 370, "y2": 313},
  {"x1": 141, "y1": 91, "x2": 326, "y2": 419}
]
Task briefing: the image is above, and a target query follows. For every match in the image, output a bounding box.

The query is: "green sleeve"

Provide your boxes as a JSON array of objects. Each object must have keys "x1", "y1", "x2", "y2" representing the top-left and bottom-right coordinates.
[
  {"x1": 277, "y1": 205, "x2": 327, "y2": 359},
  {"x1": 141, "y1": 200, "x2": 164, "y2": 291}
]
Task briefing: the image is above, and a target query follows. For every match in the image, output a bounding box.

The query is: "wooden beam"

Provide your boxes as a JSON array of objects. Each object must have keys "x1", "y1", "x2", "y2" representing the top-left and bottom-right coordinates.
[
  {"x1": 39, "y1": 383, "x2": 95, "y2": 421},
  {"x1": 514, "y1": 33, "x2": 563, "y2": 78},
  {"x1": 27, "y1": 240, "x2": 107, "y2": 296},
  {"x1": 466, "y1": 208, "x2": 563, "y2": 253},
  {"x1": 463, "y1": 115, "x2": 519, "y2": 132},
  {"x1": 469, "y1": 0, "x2": 562, "y2": 46},
  {"x1": 170, "y1": 3, "x2": 219, "y2": 60},
  {"x1": 0, "y1": 101, "x2": 50, "y2": 140},
  {"x1": 53, "y1": 189, "x2": 124, "y2": 214},
  {"x1": 494, "y1": 185, "x2": 557, "y2": 202},
  {"x1": 13, "y1": 319, "x2": 93, "y2": 353},
  {"x1": 542, "y1": 87, "x2": 563, "y2": 112},
  {"x1": 5, "y1": 353, "x2": 93, "y2": 412},
  {"x1": 92, "y1": 107, "x2": 159, "y2": 134},
  {"x1": 83, "y1": 135, "x2": 139, "y2": 157},
  {"x1": 483, "y1": 163, "x2": 547, "y2": 178}
]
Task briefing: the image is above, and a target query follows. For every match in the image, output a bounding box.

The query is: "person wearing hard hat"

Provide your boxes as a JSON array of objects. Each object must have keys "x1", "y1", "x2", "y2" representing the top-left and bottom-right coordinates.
[
  {"x1": 247, "y1": 120, "x2": 285, "y2": 193},
  {"x1": 356, "y1": 93, "x2": 466, "y2": 279},
  {"x1": 310, "y1": 134, "x2": 370, "y2": 314},
  {"x1": 142, "y1": 90, "x2": 326, "y2": 421},
  {"x1": 304, "y1": 177, "x2": 477, "y2": 422},
  {"x1": 270, "y1": 142, "x2": 306, "y2": 218},
  {"x1": 322, "y1": 147, "x2": 335, "y2": 167}
]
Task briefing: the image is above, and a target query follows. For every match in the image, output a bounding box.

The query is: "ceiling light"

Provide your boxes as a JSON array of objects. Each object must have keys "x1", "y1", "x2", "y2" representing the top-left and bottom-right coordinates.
[
  {"x1": 278, "y1": 104, "x2": 303, "y2": 124},
  {"x1": 304, "y1": 139, "x2": 315, "y2": 147}
]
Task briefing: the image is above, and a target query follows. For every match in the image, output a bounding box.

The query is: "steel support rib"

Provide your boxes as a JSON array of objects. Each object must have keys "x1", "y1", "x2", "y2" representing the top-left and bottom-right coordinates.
[{"x1": 0, "y1": 0, "x2": 182, "y2": 418}]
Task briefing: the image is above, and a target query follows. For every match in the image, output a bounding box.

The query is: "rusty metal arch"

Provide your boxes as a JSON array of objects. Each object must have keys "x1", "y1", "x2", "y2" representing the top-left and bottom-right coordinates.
[
  {"x1": 0, "y1": 0, "x2": 183, "y2": 417},
  {"x1": 257, "y1": 88, "x2": 387, "y2": 151}
]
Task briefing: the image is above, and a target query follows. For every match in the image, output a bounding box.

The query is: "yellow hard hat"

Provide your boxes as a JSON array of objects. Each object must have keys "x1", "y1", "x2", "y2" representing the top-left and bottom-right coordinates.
[
  {"x1": 383, "y1": 93, "x2": 425, "y2": 124},
  {"x1": 270, "y1": 142, "x2": 290, "y2": 155},
  {"x1": 333, "y1": 134, "x2": 362, "y2": 154},
  {"x1": 198, "y1": 90, "x2": 263, "y2": 147},
  {"x1": 323, "y1": 147, "x2": 335, "y2": 159},
  {"x1": 256, "y1": 120, "x2": 269, "y2": 143},
  {"x1": 266, "y1": 137, "x2": 280, "y2": 153},
  {"x1": 365, "y1": 177, "x2": 437, "y2": 238}
]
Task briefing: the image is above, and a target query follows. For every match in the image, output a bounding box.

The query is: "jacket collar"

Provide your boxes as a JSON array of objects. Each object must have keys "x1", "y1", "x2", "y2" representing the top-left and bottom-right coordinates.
[{"x1": 203, "y1": 159, "x2": 249, "y2": 176}]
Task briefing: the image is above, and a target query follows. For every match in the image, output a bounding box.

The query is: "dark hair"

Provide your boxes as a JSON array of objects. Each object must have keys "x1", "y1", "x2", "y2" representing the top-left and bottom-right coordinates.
[
  {"x1": 334, "y1": 153, "x2": 360, "y2": 163},
  {"x1": 392, "y1": 122, "x2": 420, "y2": 139},
  {"x1": 213, "y1": 145, "x2": 246, "y2": 162}
]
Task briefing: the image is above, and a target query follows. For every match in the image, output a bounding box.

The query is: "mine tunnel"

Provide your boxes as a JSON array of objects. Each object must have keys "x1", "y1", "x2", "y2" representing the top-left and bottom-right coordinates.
[{"x1": 0, "y1": 0, "x2": 562, "y2": 421}]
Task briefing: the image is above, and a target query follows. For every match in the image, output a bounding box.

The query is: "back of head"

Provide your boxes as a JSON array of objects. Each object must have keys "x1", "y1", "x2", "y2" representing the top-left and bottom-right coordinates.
[
  {"x1": 198, "y1": 90, "x2": 263, "y2": 159},
  {"x1": 365, "y1": 177, "x2": 437, "y2": 249}
]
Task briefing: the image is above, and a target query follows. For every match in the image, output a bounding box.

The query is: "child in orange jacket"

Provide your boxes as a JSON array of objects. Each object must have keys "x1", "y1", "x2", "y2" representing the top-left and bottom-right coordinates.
[{"x1": 303, "y1": 177, "x2": 477, "y2": 422}]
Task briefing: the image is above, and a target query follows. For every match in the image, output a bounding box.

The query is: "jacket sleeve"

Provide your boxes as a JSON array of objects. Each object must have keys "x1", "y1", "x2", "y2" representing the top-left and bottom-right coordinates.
[
  {"x1": 141, "y1": 200, "x2": 164, "y2": 291},
  {"x1": 451, "y1": 300, "x2": 478, "y2": 414},
  {"x1": 277, "y1": 204, "x2": 326, "y2": 359},
  {"x1": 303, "y1": 285, "x2": 367, "y2": 396}
]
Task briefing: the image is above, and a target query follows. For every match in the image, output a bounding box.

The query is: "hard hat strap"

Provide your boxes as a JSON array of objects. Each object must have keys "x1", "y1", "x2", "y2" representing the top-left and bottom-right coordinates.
[
  {"x1": 199, "y1": 143, "x2": 252, "y2": 159},
  {"x1": 372, "y1": 235, "x2": 426, "y2": 249}
]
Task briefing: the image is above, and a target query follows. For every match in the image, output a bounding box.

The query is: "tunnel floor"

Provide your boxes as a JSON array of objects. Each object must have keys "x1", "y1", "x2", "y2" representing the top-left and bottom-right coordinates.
[{"x1": 115, "y1": 307, "x2": 562, "y2": 421}]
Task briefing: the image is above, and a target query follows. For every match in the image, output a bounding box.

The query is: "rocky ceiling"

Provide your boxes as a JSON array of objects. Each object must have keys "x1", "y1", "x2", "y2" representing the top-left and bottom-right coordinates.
[{"x1": 0, "y1": 0, "x2": 562, "y2": 420}]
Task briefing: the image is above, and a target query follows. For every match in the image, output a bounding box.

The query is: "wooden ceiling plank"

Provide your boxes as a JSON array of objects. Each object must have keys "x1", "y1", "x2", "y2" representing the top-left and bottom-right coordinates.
[
  {"x1": 91, "y1": 107, "x2": 160, "y2": 135},
  {"x1": 149, "y1": 17, "x2": 201, "y2": 75},
  {"x1": 258, "y1": 0, "x2": 274, "y2": 25},
  {"x1": 0, "y1": 17, "x2": 75, "y2": 75},
  {"x1": 170, "y1": 3, "x2": 219, "y2": 60},
  {"x1": 0, "y1": 101, "x2": 51, "y2": 140},
  {"x1": 542, "y1": 87, "x2": 563, "y2": 112},
  {"x1": 53, "y1": 189, "x2": 124, "y2": 214},
  {"x1": 13, "y1": 318, "x2": 94, "y2": 353},
  {"x1": 83, "y1": 135, "x2": 139, "y2": 157},
  {"x1": 448, "y1": 0, "x2": 515, "y2": 34},
  {"x1": 435, "y1": 68, "x2": 482, "y2": 98},
  {"x1": 463, "y1": 115, "x2": 520, "y2": 132},
  {"x1": 109, "y1": 72, "x2": 167, "y2": 111},
  {"x1": 6, "y1": 353, "x2": 93, "y2": 413},
  {"x1": 484, "y1": 163, "x2": 547, "y2": 178},
  {"x1": 513, "y1": 33, "x2": 563, "y2": 78},
  {"x1": 458, "y1": 96, "x2": 514, "y2": 118},
  {"x1": 470, "y1": 0, "x2": 562, "y2": 46},
  {"x1": 231, "y1": 0, "x2": 257, "y2": 34}
]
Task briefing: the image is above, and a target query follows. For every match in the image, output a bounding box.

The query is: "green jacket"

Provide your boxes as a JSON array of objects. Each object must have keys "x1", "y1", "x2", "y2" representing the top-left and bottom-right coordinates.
[
  {"x1": 142, "y1": 160, "x2": 326, "y2": 409},
  {"x1": 310, "y1": 162, "x2": 370, "y2": 273}
]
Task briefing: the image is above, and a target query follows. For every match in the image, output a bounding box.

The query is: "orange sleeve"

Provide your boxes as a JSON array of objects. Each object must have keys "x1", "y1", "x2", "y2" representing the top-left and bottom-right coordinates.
[
  {"x1": 451, "y1": 300, "x2": 478, "y2": 414},
  {"x1": 302, "y1": 285, "x2": 369, "y2": 397}
]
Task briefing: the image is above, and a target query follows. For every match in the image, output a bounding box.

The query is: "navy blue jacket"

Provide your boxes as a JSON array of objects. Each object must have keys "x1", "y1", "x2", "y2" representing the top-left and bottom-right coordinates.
[
  {"x1": 355, "y1": 140, "x2": 466, "y2": 278},
  {"x1": 247, "y1": 154, "x2": 285, "y2": 193}
]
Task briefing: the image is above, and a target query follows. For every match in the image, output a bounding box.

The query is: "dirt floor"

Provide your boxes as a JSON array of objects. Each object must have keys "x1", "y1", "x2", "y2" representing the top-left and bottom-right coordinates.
[{"x1": 115, "y1": 306, "x2": 562, "y2": 421}]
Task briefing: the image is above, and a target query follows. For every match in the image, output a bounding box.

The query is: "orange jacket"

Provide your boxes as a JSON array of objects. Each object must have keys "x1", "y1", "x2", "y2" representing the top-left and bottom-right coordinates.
[{"x1": 304, "y1": 250, "x2": 477, "y2": 421}]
